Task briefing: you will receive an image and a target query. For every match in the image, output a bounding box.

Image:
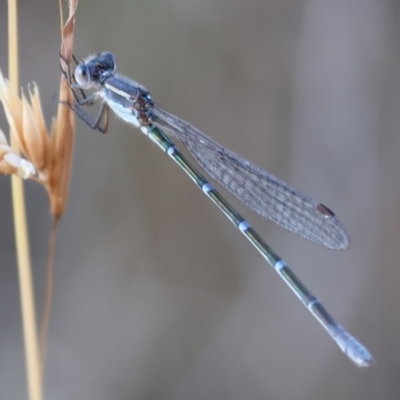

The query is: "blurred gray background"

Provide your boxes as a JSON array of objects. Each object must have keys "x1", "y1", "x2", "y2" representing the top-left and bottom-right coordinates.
[{"x1": 0, "y1": 0, "x2": 399, "y2": 399}]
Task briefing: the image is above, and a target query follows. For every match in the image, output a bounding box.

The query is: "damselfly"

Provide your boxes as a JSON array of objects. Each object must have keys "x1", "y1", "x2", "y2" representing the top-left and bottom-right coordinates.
[{"x1": 61, "y1": 52, "x2": 374, "y2": 367}]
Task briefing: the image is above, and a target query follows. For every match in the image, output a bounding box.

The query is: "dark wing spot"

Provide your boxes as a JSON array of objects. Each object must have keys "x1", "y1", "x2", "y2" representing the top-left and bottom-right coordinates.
[{"x1": 316, "y1": 203, "x2": 335, "y2": 218}]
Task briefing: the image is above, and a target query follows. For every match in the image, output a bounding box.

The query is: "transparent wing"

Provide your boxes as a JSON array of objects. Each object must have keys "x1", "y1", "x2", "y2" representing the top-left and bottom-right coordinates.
[{"x1": 151, "y1": 104, "x2": 350, "y2": 250}]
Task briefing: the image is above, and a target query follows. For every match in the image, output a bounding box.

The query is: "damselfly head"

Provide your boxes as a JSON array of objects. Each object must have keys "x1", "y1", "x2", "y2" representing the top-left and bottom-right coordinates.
[{"x1": 74, "y1": 52, "x2": 116, "y2": 88}]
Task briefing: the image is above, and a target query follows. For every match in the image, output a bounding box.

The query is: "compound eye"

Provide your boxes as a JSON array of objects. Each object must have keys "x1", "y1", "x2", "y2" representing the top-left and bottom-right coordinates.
[{"x1": 74, "y1": 64, "x2": 91, "y2": 87}]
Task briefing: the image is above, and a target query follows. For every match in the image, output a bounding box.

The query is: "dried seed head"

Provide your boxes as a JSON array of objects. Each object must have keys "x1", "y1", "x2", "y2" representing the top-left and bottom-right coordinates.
[
  {"x1": 0, "y1": 0, "x2": 78, "y2": 218},
  {"x1": 22, "y1": 84, "x2": 47, "y2": 169},
  {"x1": 0, "y1": 129, "x2": 36, "y2": 178},
  {"x1": 0, "y1": 74, "x2": 47, "y2": 172}
]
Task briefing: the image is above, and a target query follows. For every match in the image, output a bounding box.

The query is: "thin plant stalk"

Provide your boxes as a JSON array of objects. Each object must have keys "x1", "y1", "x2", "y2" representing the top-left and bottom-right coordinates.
[
  {"x1": 8, "y1": 0, "x2": 42, "y2": 398},
  {"x1": 37, "y1": 0, "x2": 66, "y2": 375},
  {"x1": 39, "y1": 218, "x2": 58, "y2": 377},
  {"x1": 39, "y1": 0, "x2": 77, "y2": 375}
]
